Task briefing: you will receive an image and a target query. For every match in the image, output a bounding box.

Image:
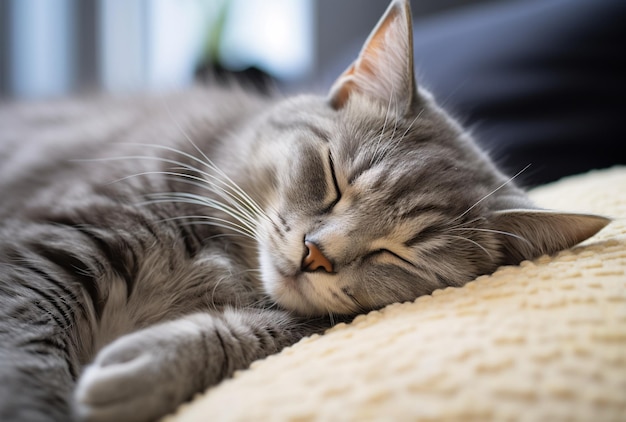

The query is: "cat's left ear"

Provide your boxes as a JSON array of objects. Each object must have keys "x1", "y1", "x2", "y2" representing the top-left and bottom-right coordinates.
[
  {"x1": 488, "y1": 209, "x2": 610, "y2": 265},
  {"x1": 328, "y1": 0, "x2": 418, "y2": 114}
]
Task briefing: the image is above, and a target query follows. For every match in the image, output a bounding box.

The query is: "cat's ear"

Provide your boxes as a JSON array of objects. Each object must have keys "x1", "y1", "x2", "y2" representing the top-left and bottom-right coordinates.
[
  {"x1": 488, "y1": 210, "x2": 610, "y2": 265},
  {"x1": 328, "y1": 0, "x2": 417, "y2": 113}
]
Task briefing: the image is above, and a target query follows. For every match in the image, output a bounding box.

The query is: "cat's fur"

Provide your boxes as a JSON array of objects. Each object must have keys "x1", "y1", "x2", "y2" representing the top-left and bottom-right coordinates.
[{"x1": 0, "y1": 1, "x2": 609, "y2": 421}]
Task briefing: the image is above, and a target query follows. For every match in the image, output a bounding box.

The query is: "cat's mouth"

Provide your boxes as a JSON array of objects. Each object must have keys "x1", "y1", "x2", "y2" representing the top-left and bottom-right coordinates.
[
  {"x1": 270, "y1": 272, "x2": 360, "y2": 317},
  {"x1": 264, "y1": 271, "x2": 322, "y2": 315},
  {"x1": 258, "y1": 238, "x2": 366, "y2": 316},
  {"x1": 257, "y1": 246, "x2": 301, "y2": 307}
]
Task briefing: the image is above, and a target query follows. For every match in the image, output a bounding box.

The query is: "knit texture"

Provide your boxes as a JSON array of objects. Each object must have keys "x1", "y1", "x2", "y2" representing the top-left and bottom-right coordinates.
[{"x1": 166, "y1": 167, "x2": 626, "y2": 422}]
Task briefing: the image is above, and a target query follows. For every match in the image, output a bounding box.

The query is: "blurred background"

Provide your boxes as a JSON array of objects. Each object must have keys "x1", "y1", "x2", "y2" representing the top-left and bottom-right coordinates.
[
  {"x1": 0, "y1": 0, "x2": 485, "y2": 98},
  {"x1": 0, "y1": 0, "x2": 624, "y2": 186}
]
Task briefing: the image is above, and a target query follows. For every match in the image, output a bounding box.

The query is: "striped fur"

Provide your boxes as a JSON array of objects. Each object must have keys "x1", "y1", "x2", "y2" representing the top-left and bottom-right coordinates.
[{"x1": 0, "y1": 1, "x2": 607, "y2": 421}]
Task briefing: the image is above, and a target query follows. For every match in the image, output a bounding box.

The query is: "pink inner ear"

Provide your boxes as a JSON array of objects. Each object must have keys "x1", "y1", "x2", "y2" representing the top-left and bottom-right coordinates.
[
  {"x1": 359, "y1": 7, "x2": 401, "y2": 69},
  {"x1": 329, "y1": 66, "x2": 356, "y2": 109},
  {"x1": 330, "y1": 9, "x2": 400, "y2": 109},
  {"x1": 328, "y1": 0, "x2": 416, "y2": 112}
]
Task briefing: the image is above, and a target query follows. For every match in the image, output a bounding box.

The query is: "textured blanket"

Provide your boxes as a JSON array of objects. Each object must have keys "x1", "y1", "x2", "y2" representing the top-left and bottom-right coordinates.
[{"x1": 167, "y1": 166, "x2": 626, "y2": 422}]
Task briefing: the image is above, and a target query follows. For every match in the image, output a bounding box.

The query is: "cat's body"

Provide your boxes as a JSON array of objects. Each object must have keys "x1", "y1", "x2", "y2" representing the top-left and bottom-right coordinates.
[{"x1": 0, "y1": 1, "x2": 609, "y2": 421}]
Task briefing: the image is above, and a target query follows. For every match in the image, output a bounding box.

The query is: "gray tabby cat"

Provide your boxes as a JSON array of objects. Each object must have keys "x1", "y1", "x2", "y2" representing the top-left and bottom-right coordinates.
[{"x1": 0, "y1": 1, "x2": 609, "y2": 421}]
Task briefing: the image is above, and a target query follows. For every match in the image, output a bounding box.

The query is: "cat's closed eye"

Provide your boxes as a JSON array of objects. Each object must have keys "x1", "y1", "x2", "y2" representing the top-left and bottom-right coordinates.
[
  {"x1": 364, "y1": 249, "x2": 414, "y2": 267},
  {"x1": 321, "y1": 151, "x2": 341, "y2": 213}
]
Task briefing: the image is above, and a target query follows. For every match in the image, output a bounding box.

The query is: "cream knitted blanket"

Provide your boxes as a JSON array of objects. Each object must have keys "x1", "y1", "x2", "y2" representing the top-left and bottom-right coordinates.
[{"x1": 167, "y1": 167, "x2": 626, "y2": 422}]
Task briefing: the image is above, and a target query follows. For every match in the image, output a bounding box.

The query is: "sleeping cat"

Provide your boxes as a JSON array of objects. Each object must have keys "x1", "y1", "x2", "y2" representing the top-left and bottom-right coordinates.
[{"x1": 0, "y1": 0, "x2": 609, "y2": 421}]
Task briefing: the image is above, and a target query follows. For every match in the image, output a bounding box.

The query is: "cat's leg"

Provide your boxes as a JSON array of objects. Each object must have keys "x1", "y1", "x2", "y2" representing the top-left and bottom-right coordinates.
[{"x1": 74, "y1": 308, "x2": 329, "y2": 422}]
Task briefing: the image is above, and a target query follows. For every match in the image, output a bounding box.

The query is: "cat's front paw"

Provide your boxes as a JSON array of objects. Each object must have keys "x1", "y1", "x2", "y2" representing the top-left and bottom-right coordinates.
[{"x1": 74, "y1": 324, "x2": 204, "y2": 422}]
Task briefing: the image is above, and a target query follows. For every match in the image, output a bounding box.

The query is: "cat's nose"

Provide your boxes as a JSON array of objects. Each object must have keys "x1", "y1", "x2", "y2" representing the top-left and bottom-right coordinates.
[{"x1": 301, "y1": 240, "x2": 334, "y2": 273}]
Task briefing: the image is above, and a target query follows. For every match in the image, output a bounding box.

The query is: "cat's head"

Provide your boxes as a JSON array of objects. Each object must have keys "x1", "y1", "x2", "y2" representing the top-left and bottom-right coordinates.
[{"x1": 253, "y1": 0, "x2": 609, "y2": 316}]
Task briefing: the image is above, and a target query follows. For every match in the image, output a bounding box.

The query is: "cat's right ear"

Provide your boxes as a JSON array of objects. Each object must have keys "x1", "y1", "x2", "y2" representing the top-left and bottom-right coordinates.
[
  {"x1": 488, "y1": 209, "x2": 610, "y2": 265},
  {"x1": 328, "y1": 0, "x2": 418, "y2": 114}
]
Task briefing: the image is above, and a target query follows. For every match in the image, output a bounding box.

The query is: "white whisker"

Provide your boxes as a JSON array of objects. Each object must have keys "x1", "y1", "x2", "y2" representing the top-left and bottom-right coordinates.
[
  {"x1": 168, "y1": 219, "x2": 256, "y2": 240},
  {"x1": 440, "y1": 234, "x2": 494, "y2": 260},
  {"x1": 383, "y1": 107, "x2": 425, "y2": 161},
  {"x1": 145, "y1": 195, "x2": 259, "y2": 236},
  {"x1": 450, "y1": 227, "x2": 533, "y2": 246},
  {"x1": 132, "y1": 142, "x2": 269, "y2": 224},
  {"x1": 149, "y1": 181, "x2": 261, "y2": 228},
  {"x1": 161, "y1": 214, "x2": 258, "y2": 239},
  {"x1": 452, "y1": 164, "x2": 531, "y2": 223}
]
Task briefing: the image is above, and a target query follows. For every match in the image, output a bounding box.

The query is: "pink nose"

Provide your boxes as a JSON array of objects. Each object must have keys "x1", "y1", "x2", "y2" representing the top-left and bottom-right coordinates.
[{"x1": 301, "y1": 241, "x2": 334, "y2": 273}]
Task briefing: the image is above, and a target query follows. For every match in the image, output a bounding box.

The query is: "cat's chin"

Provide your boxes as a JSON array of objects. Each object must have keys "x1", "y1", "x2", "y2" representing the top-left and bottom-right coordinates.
[
  {"x1": 270, "y1": 279, "x2": 321, "y2": 316},
  {"x1": 259, "y1": 250, "x2": 332, "y2": 316},
  {"x1": 263, "y1": 270, "x2": 361, "y2": 317},
  {"x1": 260, "y1": 265, "x2": 323, "y2": 316}
]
